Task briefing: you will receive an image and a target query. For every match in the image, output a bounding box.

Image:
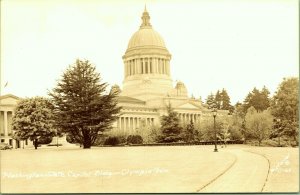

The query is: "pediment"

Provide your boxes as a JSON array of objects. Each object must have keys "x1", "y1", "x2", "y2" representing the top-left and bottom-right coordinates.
[
  {"x1": 0, "y1": 94, "x2": 20, "y2": 105},
  {"x1": 177, "y1": 103, "x2": 201, "y2": 110}
]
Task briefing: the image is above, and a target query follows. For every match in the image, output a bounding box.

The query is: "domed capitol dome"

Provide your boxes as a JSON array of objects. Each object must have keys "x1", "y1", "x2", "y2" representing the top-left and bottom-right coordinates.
[
  {"x1": 121, "y1": 6, "x2": 173, "y2": 100},
  {"x1": 127, "y1": 28, "x2": 166, "y2": 50}
]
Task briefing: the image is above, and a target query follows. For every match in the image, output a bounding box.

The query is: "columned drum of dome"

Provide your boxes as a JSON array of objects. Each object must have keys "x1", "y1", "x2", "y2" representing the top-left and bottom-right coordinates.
[{"x1": 121, "y1": 7, "x2": 173, "y2": 101}]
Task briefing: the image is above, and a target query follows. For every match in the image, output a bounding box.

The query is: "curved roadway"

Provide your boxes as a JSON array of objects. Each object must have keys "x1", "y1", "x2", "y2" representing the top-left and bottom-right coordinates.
[{"x1": 198, "y1": 148, "x2": 269, "y2": 193}]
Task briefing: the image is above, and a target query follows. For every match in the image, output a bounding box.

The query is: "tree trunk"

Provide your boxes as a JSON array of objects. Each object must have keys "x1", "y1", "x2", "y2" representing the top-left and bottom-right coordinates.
[
  {"x1": 83, "y1": 139, "x2": 91, "y2": 149},
  {"x1": 293, "y1": 135, "x2": 298, "y2": 146},
  {"x1": 34, "y1": 139, "x2": 38, "y2": 150}
]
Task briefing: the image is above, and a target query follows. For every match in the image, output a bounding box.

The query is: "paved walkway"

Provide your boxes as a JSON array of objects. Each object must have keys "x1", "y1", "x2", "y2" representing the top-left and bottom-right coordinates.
[
  {"x1": 198, "y1": 148, "x2": 269, "y2": 193},
  {"x1": 246, "y1": 147, "x2": 299, "y2": 192},
  {"x1": 1, "y1": 145, "x2": 298, "y2": 193}
]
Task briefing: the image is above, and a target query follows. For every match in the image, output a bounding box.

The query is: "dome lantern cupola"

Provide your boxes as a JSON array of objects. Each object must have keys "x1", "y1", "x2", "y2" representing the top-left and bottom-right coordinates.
[{"x1": 140, "y1": 5, "x2": 152, "y2": 28}]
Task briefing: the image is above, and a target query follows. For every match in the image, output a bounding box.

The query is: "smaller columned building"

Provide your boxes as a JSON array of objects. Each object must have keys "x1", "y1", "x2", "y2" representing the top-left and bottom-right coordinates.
[{"x1": 0, "y1": 94, "x2": 33, "y2": 148}]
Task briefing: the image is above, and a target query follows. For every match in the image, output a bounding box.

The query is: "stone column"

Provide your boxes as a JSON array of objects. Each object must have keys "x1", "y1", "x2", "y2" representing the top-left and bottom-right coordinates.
[
  {"x1": 163, "y1": 59, "x2": 165, "y2": 74},
  {"x1": 134, "y1": 59, "x2": 137, "y2": 75},
  {"x1": 130, "y1": 61, "x2": 132, "y2": 75},
  {"x1": 124, "y1": 117, "x2": 127, "y2": 131},
  {"x1": 152, "y1": 58, "x2": 156, "y2": 73},
  {"x1": 167, "y1": 60, "x2": 170, "y2": 75},
  {"x1": 147, "y1": 58, "x2": 150, "y2": 73},
  {"x1": 133, "y1": 60, "x2": 135, "y2": 75},
  {"x1": 136, "y1": 59, "x2": 139, "y2": 74},
  {"x1": 120, "y1": 117, "x2": 123, "y2": 131},
  {"x1": 157, "y1": 59, "x2": 159, "y2": 74},
  {"x1": 161, "y1": 59, "x2": 163, "y2": 74},
  {"x1": 140, "y1": 59, "x2": 143, "y2": 74},
  {"x1": 147, "y1": 58, "x2": 150, "y2": 74},
  {"x1": 132, "y1": 117, "x2": 136, "y2": 132},
  {"x1": 142, "y1": 59, "x2": 145, "y2": 74},
  {"x1": 159, "y1": 59, "x2": 162, "y2": 74},
  {"x1": 127, "y1": 62, "x2": 130, "y2": 76},
  {"x1": 4, "y1": 111, "x2": 8, "y2": 136},
  {"x1": 124, "y1": 62, "x2": 127, "y2": 77},
  {"x1": 155, "y1": 58, "x2": 158, "y2": 74},
  {"x1": 120, "y1": 117, "x2": 123, "y2": 132}
]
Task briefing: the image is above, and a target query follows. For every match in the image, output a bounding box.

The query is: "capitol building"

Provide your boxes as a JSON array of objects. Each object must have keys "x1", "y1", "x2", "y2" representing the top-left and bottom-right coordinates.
[
  {"x1": 0, "y1": 7, "x2": 227, "y2": 148},
  {"x1": 111, "y1": 7, "x2": 224, "y2": 134}
]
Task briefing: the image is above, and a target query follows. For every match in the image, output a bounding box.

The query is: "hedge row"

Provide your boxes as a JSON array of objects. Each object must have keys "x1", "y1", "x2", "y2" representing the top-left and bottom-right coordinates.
[{"x1": 100, "y1": 140, "x2": 244, "y2": 147}]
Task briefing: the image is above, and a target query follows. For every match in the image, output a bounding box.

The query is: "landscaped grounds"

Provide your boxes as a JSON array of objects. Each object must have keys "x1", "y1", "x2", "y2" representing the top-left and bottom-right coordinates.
[{"x1": 1, "y1": 145, "x2": 298, "y2": 193}]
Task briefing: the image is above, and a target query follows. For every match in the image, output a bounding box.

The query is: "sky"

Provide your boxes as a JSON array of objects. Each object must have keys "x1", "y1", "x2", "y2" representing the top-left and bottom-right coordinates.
[{"x1": 1, "y1": 0, "x2": 299, "y2": 104}]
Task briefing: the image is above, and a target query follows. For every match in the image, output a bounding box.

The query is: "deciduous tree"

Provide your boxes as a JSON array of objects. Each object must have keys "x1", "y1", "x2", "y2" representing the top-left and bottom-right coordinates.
[
  {"x1": 12, "y1": 97, "x2": 56, "y2": 149},
  {"x1": 271, "y1": 77, "x2": 299, "y2": 145},
  {"x1": 245, "y1": 107, "x2": 273, "y2": 146}
]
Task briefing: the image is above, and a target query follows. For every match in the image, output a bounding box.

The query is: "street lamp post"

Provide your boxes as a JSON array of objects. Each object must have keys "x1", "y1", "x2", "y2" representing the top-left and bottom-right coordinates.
[
  {"x1": 56, "y1": 130, "x2": 58, "y2": 147},
  {"x1": 213, "y1": 108, "x2": 218, "y2": 152}
]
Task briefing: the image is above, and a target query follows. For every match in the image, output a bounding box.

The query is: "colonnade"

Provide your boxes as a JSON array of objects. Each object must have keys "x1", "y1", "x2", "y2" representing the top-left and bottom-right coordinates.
[
  {"x1": 117, "y1": 116, "x2": 155, "y2": 133},
  {"x1": 0, "y1": 110, "x2": 13, "y2": 138},
  {"x1": 178, "y1": 113, "x2": 201, "y2": 124},
  {"x1": 125, "y1": 57, "x2": 170, "y2": 77}
]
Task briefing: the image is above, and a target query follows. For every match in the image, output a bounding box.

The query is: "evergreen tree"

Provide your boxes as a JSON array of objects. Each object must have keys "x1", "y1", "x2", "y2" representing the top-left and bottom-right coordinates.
[
  {"x1": 159, "y1": 104, "x2": 183, "y2": 143},
  {"x1": 220, "y1": 88, "x2": 231, "y2": 110},
  {"x1": 259, "y1": 86, "x2": 270, "y2": 111},
  {"x1": 215, "y1": 90, "x2": 222, "y2": 109},
  {"x1": 49, "y1": 59, "x2": 121, "y2": 148},
  {"x1": 183, "y1": 119, "x2": 195, "y2": 143},
  {"x1": 12, "y1": 97, "x2": 56, "y2": 149},
  {"x1": 206, "y1": 93, "x2": 217, "y2": 109},
  {"x1": 243, "y1": 86, "x2": 270, "y2": 112}
]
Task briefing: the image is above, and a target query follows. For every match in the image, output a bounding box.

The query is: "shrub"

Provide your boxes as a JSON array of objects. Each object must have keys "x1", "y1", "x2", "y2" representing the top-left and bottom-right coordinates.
[
  {"x1": 104, "y1": 136, "x2": 119, "y2": 146},
  {"x1": 66, "y1": 134, "x2": 77, "y2": 144},
  {"x1": 104, "y1": 135, "x2": 127, "y2": 146},
  {"x1": 261, "y1": 139, "x2": 279, "y2": 147},
  {"x1": 38, "y1": 136, "x2": 53, "y2": 145},
  {"x1": 93, "y1": 134, "x2": 108, "y2": 146},
  {"x1": 127, "y1": 135, "x2": 143, "y2": 144}
]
